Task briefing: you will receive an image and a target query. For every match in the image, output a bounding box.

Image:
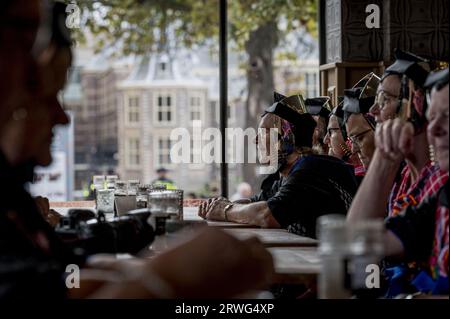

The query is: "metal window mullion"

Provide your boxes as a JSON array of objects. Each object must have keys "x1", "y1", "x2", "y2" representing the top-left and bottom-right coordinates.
[{"x1": 219, "y1": 0, "x2": 228, "y2": 198}]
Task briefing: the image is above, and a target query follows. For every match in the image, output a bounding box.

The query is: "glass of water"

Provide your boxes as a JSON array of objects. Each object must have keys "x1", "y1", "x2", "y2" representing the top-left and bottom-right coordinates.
[
  {"x1": 127, "y1": 180, "x2": 140, "y2": 195},
  {"x1": 96, "y1": 189, "x2": 115, "y2": 217},
  {"x1": 106, "y1": 175, "x2": 119, "y2": 189},
  {"x1": 317, "y1": 215, "x2": 351, "y2": 299},
  {"x1": 115, "y1": 180, "x2": 128, "y2": 196},
  {"x1": 93, "y1": 175, "x2": 106, "y2": 190},
  {"x1": 136, "y1": 185, "x2": 150, "y2": 209}
]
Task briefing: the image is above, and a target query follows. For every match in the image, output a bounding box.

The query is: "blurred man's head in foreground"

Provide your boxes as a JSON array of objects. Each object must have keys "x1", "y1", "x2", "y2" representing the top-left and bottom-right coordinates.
[
  {"x1": 0, "y1": 0, "x2": 71, "y2": 167},
  {"x1": 0, "y1": 0, "x2": 40, "y2": 130}
]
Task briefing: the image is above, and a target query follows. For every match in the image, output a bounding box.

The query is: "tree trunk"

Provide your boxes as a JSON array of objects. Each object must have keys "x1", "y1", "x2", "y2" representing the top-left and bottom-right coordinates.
[{"x1": 243, "y1": 22, "x2": 278, "y2": 192}]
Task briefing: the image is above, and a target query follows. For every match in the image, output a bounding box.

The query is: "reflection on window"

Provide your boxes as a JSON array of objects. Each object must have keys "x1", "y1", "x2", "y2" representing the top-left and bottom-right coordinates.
[
  {"x1": 126, "y1": 95, "x2": 140, "y2": 124},
  {"x1": 305, "y1": 72, "x2": 318, "y2": 98},
  {"x1": 189, "y1": 136, "x2": 204, "y2": 169},
  {"x1": 190, "y1": 94, "x2": 203, "y2": 121},
  {"x1": 228, "y1": 103, "x2": 235, "y2": 122},
  {"x1": 210, "y1": 101, "x2": 219, "y2": 124},
  {"x1": 157, "y1": 138, "x2": 172, "y2": 165},
  {"x1": 127, "y1": 138, "x2": 140, "y2": 167}
]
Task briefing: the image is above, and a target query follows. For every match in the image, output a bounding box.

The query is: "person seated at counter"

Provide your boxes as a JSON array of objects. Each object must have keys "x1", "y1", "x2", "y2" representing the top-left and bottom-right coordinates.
[
  {"x1": 323, "y1": 99, "x2": 365, "y2": 185},
  {"x1": 349, "y1": 68, "x2": 449, "y2": 297},
  {"x1": 342, "y1": 73, "x2": 380, "y2": 171},
  {"x1": 367, "y1": 50, "x2": 448, "y2": 218},
  {"x1": 305, "y1": 96, "x2": 332, "y2": 155},
  {"x1": 199, "y1": 93, "x2": 358, "y2": 238}
]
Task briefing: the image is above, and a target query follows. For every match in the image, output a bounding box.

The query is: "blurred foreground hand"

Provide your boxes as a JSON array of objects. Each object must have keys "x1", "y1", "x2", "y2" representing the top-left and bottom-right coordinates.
[{"x1": 86, "y1": 228, "x2": 274, "y2": 299}]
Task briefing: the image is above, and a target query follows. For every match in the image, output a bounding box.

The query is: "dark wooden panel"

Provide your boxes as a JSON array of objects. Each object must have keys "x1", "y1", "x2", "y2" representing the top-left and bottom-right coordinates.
[
  {"x1": 320, "y1": 0, "x2": 448, "y2": 101},
  {"x1": 383, "y1": 0, "x2": 449, "y2": 62},
  {"x1": 322, "y1": 0, "x2": 449, "y2": 63},
  {"x1": 341, "y1": 0, "x2": 384, "y2": 61}
]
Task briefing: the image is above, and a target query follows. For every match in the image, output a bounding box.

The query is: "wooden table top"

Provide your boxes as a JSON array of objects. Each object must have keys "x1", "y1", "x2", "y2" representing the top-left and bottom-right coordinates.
[
  {"x1": 224, "y1": 228, "x2": 318, "y2": 247},
  {"x1": 269, "y1": 247, "x2": 321, "y2": 285},
  {"x1": 50, "y1": 202, "x2": 95, "y2": 216},
  {"x1": 269, "y1": 247, "x2": 321, "y2": 274},
  {"x1": 50, "y1": 202, "x2": 254, "y2": 228},
  {"x1": 51, "y1": 201, "x2": 321, "y2": 287}
]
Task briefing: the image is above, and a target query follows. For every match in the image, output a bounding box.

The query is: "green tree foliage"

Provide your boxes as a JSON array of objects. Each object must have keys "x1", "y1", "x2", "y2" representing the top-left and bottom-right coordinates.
[{"x1": 73, "y1": 0, "x2": 317, "y2": 54}]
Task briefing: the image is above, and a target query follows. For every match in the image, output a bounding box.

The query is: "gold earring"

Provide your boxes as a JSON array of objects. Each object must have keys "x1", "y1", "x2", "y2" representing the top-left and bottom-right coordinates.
[
  {"x1": 340, "y1": 143, "x2": 352, "y2": 159},
  {"x1": 429, "y1": 145, "x2": 436, "y2": 166},
  {"x1": 12, "y1": 108, "x2": 28, "y2": 121}
]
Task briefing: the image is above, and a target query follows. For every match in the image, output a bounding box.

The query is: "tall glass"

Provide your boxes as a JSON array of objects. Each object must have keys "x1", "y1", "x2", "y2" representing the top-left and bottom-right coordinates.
[
  {"x1": 347, "y1": 219, "x2": 384, "y2": 298},
  {"x1": 136, "y1": 185, "x2": 150, "y2": 209},
  {"x1": 93, "y1": 175, "x2": 106, "y2": 190},
  {"x1": 93, "y1": 175, "x2": 106, "y2": 209},
  {"x1": 96, "y1": 189, "x2": 115, "y2": 218},
  {"x1": 317, "y1": 214, "x2": 351, "y2": 299},
  {"x1": 106, "y1": 175, "x2": 119, "y2": 190},
  {"x1": 148, "y1": 190, "x2": 182, "y2": 220},
  {"x1": 115, "y1": 180, "x2": 128, "y2": 196},
  {"x1": 127, "y1": 180, "x2": 140, "y2": 195}
]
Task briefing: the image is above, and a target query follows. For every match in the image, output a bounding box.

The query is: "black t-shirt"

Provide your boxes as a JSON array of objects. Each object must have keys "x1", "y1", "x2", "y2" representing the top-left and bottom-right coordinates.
[
  {"x1": 251, "y1": 173, "x2": 282, "y2": 203},
  {"x1": 0, "y1": 154, "x2": 80, "y2": 299},
  {"x1": 252, "y1": 155, "x2": 358, "y2": 238}
]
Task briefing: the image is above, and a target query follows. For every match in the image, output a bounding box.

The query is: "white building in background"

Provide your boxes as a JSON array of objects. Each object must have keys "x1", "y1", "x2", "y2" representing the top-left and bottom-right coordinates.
[
  {"x1": 63, "y1": 43, "x2": 134, "y2": 198},
  {"x1": 275, "y1": 58, "x2": 320, "y2": 98},
  {"x1": 116, "y1": 52, "x2": 214, "y2": 192},
  {"x1": 64, "y1": 31, "x2": 319, "y2": 196}
]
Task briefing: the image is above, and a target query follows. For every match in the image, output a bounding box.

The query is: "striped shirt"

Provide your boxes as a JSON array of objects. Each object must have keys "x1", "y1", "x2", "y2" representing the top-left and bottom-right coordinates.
[{"x1": 389, "y1": 161, "x2": 449, "y2": 217}]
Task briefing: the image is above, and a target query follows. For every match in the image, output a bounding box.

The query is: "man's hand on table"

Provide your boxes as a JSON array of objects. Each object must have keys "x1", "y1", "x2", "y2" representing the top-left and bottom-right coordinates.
[{"x1": 198, "y1": 197, "x2": 231, "y2": 221}]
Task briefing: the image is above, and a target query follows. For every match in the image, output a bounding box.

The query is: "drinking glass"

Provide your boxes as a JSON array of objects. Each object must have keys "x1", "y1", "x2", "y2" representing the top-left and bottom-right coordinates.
[
  {"x1": 96, "y1": 189, "x2": 115, "y2": 217},
  {"x1": 106, "y1": 175, "x2": 119, "y2": 189},
  {"x1": 115, "y1": 180, "x2": 128, "y2": 196},
  {"x1": 93, "y1": 175, "x2": 106, "y2": 190},
  {"x1": 127, "y1": 180, "x2": 140, "y2": 195}
]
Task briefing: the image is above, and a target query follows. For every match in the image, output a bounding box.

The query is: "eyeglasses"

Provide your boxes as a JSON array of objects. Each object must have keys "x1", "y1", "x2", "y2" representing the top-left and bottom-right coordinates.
[
  {"x1": 375, "y1": 91, "x2": 399, "y2": 110},
  {"x1": 348, "y1": 129, "x2": 373, "y2": 148}
]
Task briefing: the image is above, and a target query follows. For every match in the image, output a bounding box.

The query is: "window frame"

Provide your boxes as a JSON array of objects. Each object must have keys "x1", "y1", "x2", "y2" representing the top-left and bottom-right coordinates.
[
  {"x1": 125, "y1": 137, "x2": 141, "y2": 168},
  {"x1": 154, "y1": 135, "x2": 174, "y2": 168},
  {"x1": 124, "y1": 93, "x2": 141, "y2": 126},
  {"x1": 153, "y1": 90, "x2": 176, "y2": 126},
  {"x1": 188, "y1": 91, "x2": 205, "y2": 123}
]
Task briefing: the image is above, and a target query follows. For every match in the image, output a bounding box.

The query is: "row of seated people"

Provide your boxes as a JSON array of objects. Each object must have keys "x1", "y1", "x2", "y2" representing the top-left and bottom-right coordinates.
[{"x1": 199, "y1": 51, "x2": 449, "y2": 297}]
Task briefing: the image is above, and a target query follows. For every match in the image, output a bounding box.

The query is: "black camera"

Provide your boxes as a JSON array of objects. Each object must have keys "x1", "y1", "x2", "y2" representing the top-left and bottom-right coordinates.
[{"x1": 56, "y1": 209, "x2": 155, "y2": 255}]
